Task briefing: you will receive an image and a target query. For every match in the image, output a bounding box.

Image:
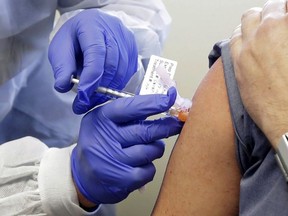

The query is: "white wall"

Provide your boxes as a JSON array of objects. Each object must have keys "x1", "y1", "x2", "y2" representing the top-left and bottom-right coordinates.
[{"x1": 116, "y1": 0, "x2": 266, "y2": 215}]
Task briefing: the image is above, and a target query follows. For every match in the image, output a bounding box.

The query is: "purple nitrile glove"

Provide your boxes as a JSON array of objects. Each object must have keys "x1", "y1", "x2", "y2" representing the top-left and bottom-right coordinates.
[
  {"x1": 71, "y1": 87, "x2": 183, "y2": 204},
  {"x1": 49, "y1": 9, "x2": 138, "y2": 114}
]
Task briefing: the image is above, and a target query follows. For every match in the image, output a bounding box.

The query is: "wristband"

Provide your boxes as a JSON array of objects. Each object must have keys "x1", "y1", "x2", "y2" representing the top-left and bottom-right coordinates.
[{"x1": 275, "y1": 133, "x2": 288, "y2": 182}]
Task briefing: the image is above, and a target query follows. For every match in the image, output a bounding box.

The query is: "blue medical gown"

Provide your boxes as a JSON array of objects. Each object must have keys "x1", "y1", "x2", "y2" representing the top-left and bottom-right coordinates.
[
  {"x1": 0, "y1": 0, "x2": 82, "y2": 147},
  {"x1": 0, "y1": 0, "x2": 126, "y2": 148},
  {"x1": 0, "y1": 1, "x2": 170, "y2": 214},
  {"x1": 0, "y1": 0, "x2": 170, "y2": 149}
]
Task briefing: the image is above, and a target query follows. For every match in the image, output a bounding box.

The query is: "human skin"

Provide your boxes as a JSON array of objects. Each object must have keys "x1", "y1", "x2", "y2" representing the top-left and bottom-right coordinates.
[
  {"x1": 152, "y1": 58, "x2": 241, "y2": 215},
  {"x1": 75, "y1": 57, "x2": 242, "y2": 213},
  {"x1": 76, "y1": 1, "x2": 288, "y2": 211},
  {"x1": 230, "y1": 0, "x2": 288, "y2": 148},
  {"x1": 75, "y1": 184, "x2": 96, "y2": 208}
]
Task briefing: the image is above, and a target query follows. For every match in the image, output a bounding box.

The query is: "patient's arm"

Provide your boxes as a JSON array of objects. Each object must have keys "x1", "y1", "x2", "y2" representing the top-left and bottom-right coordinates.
[{"x1": 152, "y1": 58, "x2": 241, "y2": 215}]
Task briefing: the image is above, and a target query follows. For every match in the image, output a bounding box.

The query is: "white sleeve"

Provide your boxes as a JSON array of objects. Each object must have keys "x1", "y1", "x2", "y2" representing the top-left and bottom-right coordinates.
[
  {"x1": 0, "y1": 137, "x2": 113, "y2": 216},
  {"x1": 54, "y1": 0, "x2": 171, "y2": 59},
  {"x1": 100, "y1": 0, "x2": 171, "y2": 58}
]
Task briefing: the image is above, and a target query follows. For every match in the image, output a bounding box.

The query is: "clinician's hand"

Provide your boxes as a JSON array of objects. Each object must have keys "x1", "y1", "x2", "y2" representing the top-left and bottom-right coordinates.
[
  {"x1": 71, "y1": 87, "x2": 183, "y2": 206},
  {"x1": 48, "y1": 9, "x2": 138, "y2": 114},
  {"x1": 230, "y1": 0, "x2": 288, "y2": 147}
]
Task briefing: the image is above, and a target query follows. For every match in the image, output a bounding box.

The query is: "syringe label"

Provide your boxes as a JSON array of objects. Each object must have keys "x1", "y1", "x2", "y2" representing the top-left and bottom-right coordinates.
[{"x1": 139, "y1": 55, "x2": 178, "y2": 95}]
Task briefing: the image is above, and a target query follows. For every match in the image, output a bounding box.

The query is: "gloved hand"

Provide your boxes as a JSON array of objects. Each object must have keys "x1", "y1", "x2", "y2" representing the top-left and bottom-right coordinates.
[
  {"x1": 71, "y1": 87, "x2": 183, "y2": 204},
  {"x1": 48, "y1": 9, "x2": 138, "y2": 114}
]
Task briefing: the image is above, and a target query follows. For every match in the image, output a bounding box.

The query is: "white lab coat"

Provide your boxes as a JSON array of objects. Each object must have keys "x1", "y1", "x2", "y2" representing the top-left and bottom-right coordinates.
[{"x1": 0, "y1": 0, "x2": 171, "y2": 215}]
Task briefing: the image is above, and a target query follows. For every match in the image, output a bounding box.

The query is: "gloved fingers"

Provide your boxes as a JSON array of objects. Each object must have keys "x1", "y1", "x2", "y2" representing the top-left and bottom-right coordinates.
[
  {"x1": 113, "y1": 140, "x2": 165, "y2": 167},
  {"x1": 108, "y1": 48, "x2": 129, "y2": 90},
  {"x1": 126, "y1": 164, "x2": 156, "y2": 192},
  {"x1": 78, "y1": 164, "x2": 156, "y2": 204},
  {"x1": 103, "y1": 87, "x2": 178, "y2": 123},
  {"x1": 107, "y1": 31, "x2": 138, "y2": 90},
  {"x1": 48, "y1": 25, "x2": 78, "y2": 93},
  {"x1": 100, "y1": 12, "x2": 138, "y2": 90},
  {"x1": 73, "y1": 25, "x2": 107, "y2": 114},
  {"x1": 97, "y1": 35, "x2": 119, "y2": 88},
  {"x1": 115, "y1": 30, "x2": 138, "y2": 90},
  {"x1": 119, "y1": 117, "x2": 183, "y2": 145}
]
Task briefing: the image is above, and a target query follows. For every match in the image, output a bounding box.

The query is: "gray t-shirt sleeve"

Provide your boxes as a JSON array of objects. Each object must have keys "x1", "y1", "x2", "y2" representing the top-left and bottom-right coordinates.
[{"x1": 209, "y1": 40, "x2": 288, "y2": 216}]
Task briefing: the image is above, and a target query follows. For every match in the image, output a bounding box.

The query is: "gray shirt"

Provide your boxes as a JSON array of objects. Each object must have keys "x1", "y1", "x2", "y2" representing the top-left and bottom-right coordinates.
[{"x1": 209, "y1": 40, "x2": 288, "y2": 215}]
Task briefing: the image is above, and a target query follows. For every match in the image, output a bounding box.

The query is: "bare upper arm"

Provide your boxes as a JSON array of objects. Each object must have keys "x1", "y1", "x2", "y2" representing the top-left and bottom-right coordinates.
[{"x1": 152, "y1": 58, "x2": 241, "y2": 216}]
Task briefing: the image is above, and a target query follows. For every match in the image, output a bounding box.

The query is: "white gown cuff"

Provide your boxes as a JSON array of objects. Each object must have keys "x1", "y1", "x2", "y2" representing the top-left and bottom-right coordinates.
[{"x1": 38, "y1": 144, "x2": 101, "y2": 216}]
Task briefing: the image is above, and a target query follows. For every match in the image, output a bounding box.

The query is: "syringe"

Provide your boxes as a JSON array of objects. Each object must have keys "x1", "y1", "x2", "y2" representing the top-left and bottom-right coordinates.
[
  {"x1": 71, "y1": 77, "x2": 189, "y2": 122},
  {"x1": 71, "y1": 78, "x2": 134, "y2": 98}
]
